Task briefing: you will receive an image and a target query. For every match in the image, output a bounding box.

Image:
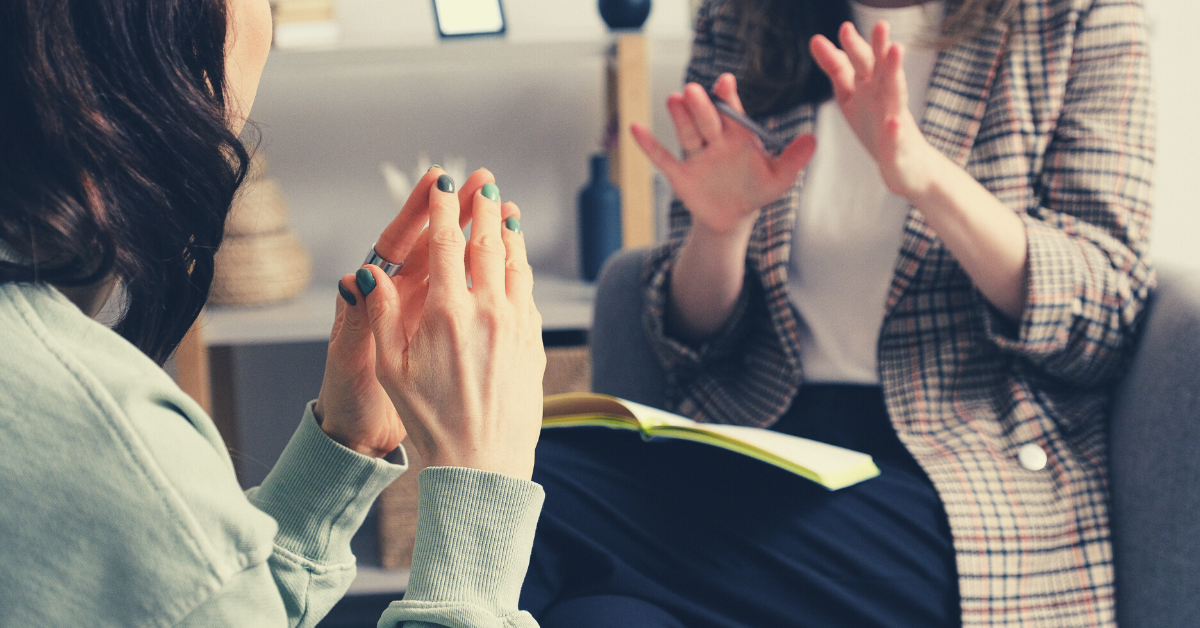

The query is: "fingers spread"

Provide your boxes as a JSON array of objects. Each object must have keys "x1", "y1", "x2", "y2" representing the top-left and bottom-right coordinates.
[
  {"x1": 375, "y1": 167, "x2": 439, "y2": 265},
  {"x1": 712, "y1": 73, "x2": 746, "y2": 114},
  {"x1": 468, "y1": 184, "x2": 506, "y2": 303},
  {"x1": 426, "y1": 173, "x2": 468, "y2": 303},
  {"x1": 882, "y1": 43, "x2": 907, "y2": 105},
  {"x1": 839, "y1": 21, "x2": 875, "y2": 83},
  {"x1": 458, "y1": 168, "x2": 496, "y2": 229},
  {"x1": 631, "y1": 123, "x2": 682, "y2": 181},
  {"x1": 871, "y1": 20, "x2": 891, "y2": 64},
  {"x1": 810, "y1": 35, "x2": 856, "y2": 98},
  {"x1": 499, "y1": 201, "x2": 533, "y2": 310},
  {"x1": 771, "y1": 134, "x2": 818, "y2": 184},
  {"x1": 667, "y1": 93, "x2": 704, "y2": 155},
  {"x1": 683, "y1": 82, "x2": 722, "y2": 145}
]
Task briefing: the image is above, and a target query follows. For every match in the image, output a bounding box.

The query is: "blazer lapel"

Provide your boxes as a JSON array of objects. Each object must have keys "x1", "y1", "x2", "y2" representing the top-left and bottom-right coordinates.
[
  {"x1": 755, "y1": 102, "x2": 815, "y2": 369},
  {"x1": 885, "y1": 14, "x2": 1012, "y2": 314}
]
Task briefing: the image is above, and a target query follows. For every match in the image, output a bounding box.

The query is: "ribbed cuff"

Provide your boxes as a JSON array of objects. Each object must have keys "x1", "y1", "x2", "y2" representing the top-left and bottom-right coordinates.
[
  {"x1": 379, "y1": 467, "x2": 544, "y2": 625},
  {"x1": 248, "y1": 401, "x2": 408, "y2": 563}
]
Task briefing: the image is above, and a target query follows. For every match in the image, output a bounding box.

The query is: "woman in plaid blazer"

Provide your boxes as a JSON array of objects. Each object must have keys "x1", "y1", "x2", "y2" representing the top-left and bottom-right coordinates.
[
  {"x1": 628, "y1": 0, "x2": 1151, "y2": 625},
  {"x1": 523, "y1": 0, "x2": 1152, "y2": 626}
]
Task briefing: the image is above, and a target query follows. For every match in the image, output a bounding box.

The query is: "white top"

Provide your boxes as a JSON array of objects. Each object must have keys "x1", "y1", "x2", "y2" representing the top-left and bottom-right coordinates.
[{"x1": 787, "y1": 0, "x2": 945, "y2": 384}]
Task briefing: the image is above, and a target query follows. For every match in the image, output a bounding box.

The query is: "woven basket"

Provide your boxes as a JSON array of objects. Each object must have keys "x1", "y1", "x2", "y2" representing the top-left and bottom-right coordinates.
[
  {"x1": 226, "y1": 178, "x2": 289, "y2": 237},
  {"x1": 209, "y1": 230, "x2": 311, "y2": 306}
]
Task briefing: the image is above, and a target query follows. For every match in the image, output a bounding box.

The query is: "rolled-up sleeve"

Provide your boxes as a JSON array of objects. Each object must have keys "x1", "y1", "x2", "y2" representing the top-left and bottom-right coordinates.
[{"x1": 981, "y1": 0, "x2": 1155, "y2": 387}]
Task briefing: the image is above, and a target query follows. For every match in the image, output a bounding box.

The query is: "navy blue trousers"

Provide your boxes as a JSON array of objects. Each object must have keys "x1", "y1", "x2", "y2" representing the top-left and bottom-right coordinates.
[{"x1": 520, "y1": 385, "x2": 960, "y2": 628}]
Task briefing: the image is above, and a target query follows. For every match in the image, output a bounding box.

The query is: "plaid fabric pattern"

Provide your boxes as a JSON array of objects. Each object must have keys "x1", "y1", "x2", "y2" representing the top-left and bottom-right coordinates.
[{"x1": 641, "y1": 0, "x2": 1155, "y2": 625}]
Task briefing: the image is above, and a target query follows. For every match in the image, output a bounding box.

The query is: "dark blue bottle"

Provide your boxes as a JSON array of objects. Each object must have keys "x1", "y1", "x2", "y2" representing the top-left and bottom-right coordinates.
[{"x1": 578, "y1": 154, "x2": 622, "y2": 282}]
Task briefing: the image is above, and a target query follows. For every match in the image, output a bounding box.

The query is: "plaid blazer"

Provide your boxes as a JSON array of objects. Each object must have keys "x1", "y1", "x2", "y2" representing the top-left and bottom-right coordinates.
[{"x1": 642, "y1": 0, "x2": 1155, "y2": 625}]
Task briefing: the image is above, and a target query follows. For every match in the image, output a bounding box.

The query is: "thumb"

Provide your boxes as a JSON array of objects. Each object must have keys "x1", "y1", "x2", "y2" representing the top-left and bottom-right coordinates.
[
  {"x1": 331, "y1": 273, "x2": 374, "y2": 354},
  {"x1": 771, "y1": 133, "x2": 817, "y2": 182},
  {"x1": 357, "y1": 265, "x2": 408, "y2": 364}
]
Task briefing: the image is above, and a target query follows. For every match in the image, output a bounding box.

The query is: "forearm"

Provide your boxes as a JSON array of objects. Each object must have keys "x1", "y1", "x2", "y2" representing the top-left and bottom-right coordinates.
[
  {"x1": 668, "y1": 217, "x2": 756, "y2": 342},
  {"x1": 908, "y1": 146, "x2": 1029, "y2": 321}
]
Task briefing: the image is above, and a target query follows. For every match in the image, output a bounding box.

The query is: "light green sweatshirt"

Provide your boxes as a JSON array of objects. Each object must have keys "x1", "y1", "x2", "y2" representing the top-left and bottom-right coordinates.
[{"x1": 0, "y1": 280, "x2": 543, "y2": 628}]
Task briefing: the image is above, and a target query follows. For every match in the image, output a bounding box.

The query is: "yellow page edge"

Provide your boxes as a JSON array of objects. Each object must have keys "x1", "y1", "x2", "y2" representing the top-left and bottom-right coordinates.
[{"x1": 648, "y1": 426, "x2": 881, "y2": 491}]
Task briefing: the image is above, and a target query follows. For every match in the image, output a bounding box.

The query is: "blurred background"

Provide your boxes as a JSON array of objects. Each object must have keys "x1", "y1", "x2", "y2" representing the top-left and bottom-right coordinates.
[{"x1": 194, "y1": 1, "x2": 1198, "y2": 624}]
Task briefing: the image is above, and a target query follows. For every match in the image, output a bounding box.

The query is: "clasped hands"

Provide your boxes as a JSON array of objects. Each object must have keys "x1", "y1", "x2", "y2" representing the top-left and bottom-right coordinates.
[
  {"x1": 313, "y1": 167, "x2": 546, "y2": 481},
  {"x1": 631, "y1": 20, "x2": 940, "y2": 239}
]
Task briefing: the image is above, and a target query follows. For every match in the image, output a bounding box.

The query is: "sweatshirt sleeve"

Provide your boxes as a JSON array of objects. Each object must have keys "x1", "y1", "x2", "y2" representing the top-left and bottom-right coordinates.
[
  {"x1": 192, "y1": 401, "x2": 408, "y2": 628},
  {"x1": 377, "y1": 467, "x2": 545, "y2": 628}
]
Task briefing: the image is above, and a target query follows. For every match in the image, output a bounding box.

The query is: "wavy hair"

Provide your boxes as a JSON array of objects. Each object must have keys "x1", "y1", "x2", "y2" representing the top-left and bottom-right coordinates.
[
  {"x1": 733, "y1": 0, "x2": 1020, "y2": 117},
  {"x1": 0, "y1": 0, "x2": 250, "y2": 364}
]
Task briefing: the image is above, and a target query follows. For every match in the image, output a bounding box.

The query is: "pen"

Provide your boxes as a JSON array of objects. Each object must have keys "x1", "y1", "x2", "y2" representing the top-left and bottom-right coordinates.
[{"x1": 709, "y1": 93, "x2": 785, "y2": 153}]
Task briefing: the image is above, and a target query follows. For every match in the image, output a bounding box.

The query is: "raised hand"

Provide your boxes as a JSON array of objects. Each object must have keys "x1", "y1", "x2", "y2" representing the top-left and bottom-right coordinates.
[
  {"x1": 810, "y1": 20, "x2": 936, "y2": 198},
  {"x1": 359, "y1": 171, "x2": 546, "y2": 480},
  {"x1": 631, "y1": 73, "x2": 817, "y2": 236}
]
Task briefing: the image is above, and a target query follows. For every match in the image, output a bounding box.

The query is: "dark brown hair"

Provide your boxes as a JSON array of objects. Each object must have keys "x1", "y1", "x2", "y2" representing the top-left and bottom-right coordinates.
[
  {"x1": 734, "y1": 0, "x2": 1019, "y2": 117},
  {"x1": 0, "y1": 0, "x2": 251, "y2": 364}
]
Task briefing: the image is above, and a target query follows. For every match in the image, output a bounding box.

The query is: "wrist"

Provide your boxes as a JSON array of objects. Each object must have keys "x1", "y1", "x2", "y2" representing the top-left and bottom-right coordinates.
[
  {"x1": 892, "y1": 136, "x2": 947, "y2": 205},
  {"x1": 687, "y1": 213, "x2": 756, "y2": 257}
]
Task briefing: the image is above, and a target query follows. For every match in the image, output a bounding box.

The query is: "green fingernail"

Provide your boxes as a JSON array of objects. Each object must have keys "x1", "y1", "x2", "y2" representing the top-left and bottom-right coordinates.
[
  {"x1": 436, "y1": 174, "x2": 455, "y2": 193},
  {"x1": 428, "y1": 164, "x2": 441, "y2": 171},
  {"x1": 482, "y1": 182, "x2": 500, "y2": 202},
  {"x1": 505, "y1": 217, "x2": 522, "y2": 233},
  {"x1": 356, "y1": 268, "x2": 377, "y2": 296},
  {"x1": 337, "y1": 281, "x2": 357, "y2": 306}
]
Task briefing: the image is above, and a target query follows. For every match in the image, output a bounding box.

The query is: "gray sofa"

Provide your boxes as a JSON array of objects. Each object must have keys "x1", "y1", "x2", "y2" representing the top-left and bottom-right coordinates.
[{"x1": 590, "y1": 247, "x2": 1200, "y2": 628}]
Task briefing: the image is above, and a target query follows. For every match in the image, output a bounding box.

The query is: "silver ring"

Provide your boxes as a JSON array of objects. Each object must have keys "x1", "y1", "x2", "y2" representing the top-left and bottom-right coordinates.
[{"x1": 363, "y1": 243, "x2": 404, "y2": 276}]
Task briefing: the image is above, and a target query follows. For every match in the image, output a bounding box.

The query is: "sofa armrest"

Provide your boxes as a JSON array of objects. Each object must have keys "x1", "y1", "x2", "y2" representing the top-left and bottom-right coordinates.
[
  {"x1": 1110, "y1": 264, "x2": 1200, "y2": 628},
  {"x1": 590, "y1": 247, "x2": 667, "y2": 409}
]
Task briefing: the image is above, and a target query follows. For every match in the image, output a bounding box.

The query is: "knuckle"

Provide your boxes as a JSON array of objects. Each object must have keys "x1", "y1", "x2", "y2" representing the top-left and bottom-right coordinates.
[
  {"x1": 505, "y1": 257, "x2": 532, "y2": 278},
  {"x1": 430, "y1": 226, "x2": 465, "y2": 249},
  {"x1": 471, "y1": 231, "x2": 505, "y2": 258}
]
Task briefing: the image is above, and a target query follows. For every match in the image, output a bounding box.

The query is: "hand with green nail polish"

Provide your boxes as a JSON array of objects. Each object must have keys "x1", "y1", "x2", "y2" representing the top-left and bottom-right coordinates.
[
  {"x1": 358, "y1": 168, "x2": 544, "y2": 480},
  {"x1": 313, "y1": 167, "x2": 464, "y2": 457}
]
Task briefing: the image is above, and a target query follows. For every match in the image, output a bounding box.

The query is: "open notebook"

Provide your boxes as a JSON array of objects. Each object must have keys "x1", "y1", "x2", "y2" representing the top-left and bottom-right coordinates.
[{"x1": 542, "y1": 393, "x2": 881, "y2": 490}]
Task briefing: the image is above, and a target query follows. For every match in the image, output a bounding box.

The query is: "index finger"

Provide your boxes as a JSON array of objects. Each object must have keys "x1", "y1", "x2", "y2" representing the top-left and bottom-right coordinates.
[
  {"x1": 426, "y1": 173, "x2": 468, "y2": 301},
  {"x1": 374, "y1": 167, "x2": 440, "y2": 266}
]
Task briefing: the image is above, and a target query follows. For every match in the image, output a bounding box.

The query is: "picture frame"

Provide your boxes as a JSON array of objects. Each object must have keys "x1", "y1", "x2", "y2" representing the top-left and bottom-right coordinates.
[{"x1": 432, "y1": 0, "x2": 507, "y2": 39}]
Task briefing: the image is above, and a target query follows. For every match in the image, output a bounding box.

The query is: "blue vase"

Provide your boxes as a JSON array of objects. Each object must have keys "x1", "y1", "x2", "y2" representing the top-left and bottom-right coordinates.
[
  {"x1": 578, "y1": 154, "x2": 622, "y2": 282},
  {"x1": 599, "y1": 0, "x2": 652, "y2": 30}
]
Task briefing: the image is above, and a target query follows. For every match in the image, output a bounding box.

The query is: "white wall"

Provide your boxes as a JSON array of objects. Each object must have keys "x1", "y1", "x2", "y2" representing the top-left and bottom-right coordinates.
[
  {"x1": 256, "y1": 0, "x2": 1199, "y2": 286},
  {"x1": 336, "y1": 0, "x2": 690, "y2": 48},
  {"x1": 1144, "y1": 0, "x2": 1200, "y2": 271}
]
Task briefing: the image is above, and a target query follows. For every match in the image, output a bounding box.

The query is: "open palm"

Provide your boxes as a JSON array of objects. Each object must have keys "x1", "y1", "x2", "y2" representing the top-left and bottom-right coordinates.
[{"x1": 632, "y1": 73, "x2": 816, "y2": 235}]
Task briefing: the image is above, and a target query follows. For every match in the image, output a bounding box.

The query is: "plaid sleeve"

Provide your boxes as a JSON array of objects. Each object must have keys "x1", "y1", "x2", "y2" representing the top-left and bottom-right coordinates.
[
  {"x1": 981, "y1": 0, "x2": 1155, "y2": 387},
  {"x1": 641, "y1": 1, "x2": 761, "y2": 393},
  {"x1": 642, "y1": 224, "x2": 755, "y2": 378}
]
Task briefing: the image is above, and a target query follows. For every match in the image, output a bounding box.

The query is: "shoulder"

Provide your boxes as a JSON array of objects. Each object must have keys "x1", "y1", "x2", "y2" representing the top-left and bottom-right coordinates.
[{"x1": 0, "y1": 283, "x2": 278, "y2": 627}]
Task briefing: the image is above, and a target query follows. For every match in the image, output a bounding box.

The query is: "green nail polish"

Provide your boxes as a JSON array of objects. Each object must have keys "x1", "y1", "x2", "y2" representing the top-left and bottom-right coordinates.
[
  {"x1": 482, "y1": 182, "x2": 500, "y2": 202},
  {"x1": 356, "y1": 268, "x2": 377, "y2": 296},
  {"x1": 505, "y1": 217, "x2": 522, "y2": 233},
  {"x1": 337, "y1": 281, "x2": 357, "y2": 306},
  {"x1": 437, "y1": 174, "x2": 455, "y2": 193}
]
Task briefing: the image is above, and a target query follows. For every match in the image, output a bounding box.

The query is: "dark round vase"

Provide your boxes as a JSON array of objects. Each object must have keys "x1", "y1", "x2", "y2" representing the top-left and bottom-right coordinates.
[{"x1": 599, "y1": 0, "x2": 652, "y2": 30}]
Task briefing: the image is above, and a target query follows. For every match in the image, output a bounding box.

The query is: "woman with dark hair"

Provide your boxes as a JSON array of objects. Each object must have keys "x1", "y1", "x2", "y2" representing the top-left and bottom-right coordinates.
[
  {"x1": 522, "y1": 0, "x2": 1153, "y2": 626},
  {"x1": 0, "y1": 0, "x2": 546, "y2": 626}
]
